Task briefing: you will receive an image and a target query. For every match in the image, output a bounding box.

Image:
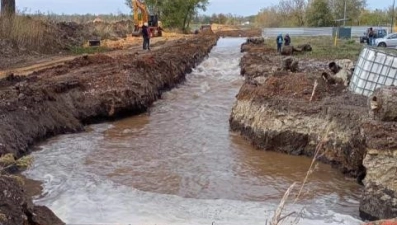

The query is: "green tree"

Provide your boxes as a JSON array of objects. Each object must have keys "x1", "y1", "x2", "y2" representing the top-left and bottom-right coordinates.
[
  {"x1": 306, "y1": 0, "x2": 334, "y2": 27},
  {"x1": 125, "y1": 0, "x2": 208, "y2": 31},
  {"x1": 329, "y1": 0, "x2": 367, "y2": 25},
  {"x1": 359, "y1": 9, "x2": 389, "y2": 26}
]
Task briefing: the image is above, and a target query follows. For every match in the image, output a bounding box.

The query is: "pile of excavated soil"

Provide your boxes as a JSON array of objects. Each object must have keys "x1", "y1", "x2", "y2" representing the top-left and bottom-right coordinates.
[
  {"x1": 0, "y1": 35, "x2": 218, "y2": 157},
  {"x1": 210, "y1": 23, "x2": 261, "y2": 37},
  {"x1": 0, "y1": 19, "x2": 134, "y2": 70},
  {"x1": 232, "y1": 41, "x2": 368, "y2": 172},
  {"x1": 238, "y1": 43, "x2": 349, "y2": 102},
  {"x1": 56, "y1": 20, "x2": 134, "y2": 45},
  {"x1": 238, "y1": 73, "x2": 348, "y2": 102},
  {"x1": 0, "y1": 34, "x2": 218, "y2": 224},
  {"x1": 216, "y1": 29, "x2": 262, "y2": 37}
]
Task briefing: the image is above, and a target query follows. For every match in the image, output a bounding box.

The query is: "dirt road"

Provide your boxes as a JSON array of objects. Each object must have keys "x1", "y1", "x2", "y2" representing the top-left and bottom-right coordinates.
[{"x1": 0, "y1": 34, "x2": 188, "y2": 78}]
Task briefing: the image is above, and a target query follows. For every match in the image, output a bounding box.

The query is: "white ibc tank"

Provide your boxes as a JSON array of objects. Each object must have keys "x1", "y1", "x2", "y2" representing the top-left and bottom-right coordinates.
[{"x1": 349, "y1": 47, "x2": 397, "y2": 96}]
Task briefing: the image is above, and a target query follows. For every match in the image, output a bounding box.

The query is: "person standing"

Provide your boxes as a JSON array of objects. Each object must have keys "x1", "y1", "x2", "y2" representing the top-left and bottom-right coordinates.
[
  {"x1": 276, "y1": 34, "x2": 283, "y2": 53},
  {"x1": 368, "y1": 27, "x2": 374, "y2": 46},
  {"x1": 142, "y1": 22, "x2": 151, "y2": 51},
  {"x1": 284, "y1": 34, "x2": 291, "y2": 46}
]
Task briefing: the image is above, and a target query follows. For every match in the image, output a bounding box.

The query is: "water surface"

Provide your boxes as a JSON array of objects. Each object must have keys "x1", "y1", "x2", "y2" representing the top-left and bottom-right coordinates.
[{"x1": 25, "y1": 38, "x2": 362, "y2": 225}]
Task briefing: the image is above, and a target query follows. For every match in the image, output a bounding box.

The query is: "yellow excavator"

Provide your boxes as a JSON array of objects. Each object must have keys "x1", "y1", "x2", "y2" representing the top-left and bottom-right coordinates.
[{"x1": 131, "y1": 0, "x2": 162, "y2": 37}]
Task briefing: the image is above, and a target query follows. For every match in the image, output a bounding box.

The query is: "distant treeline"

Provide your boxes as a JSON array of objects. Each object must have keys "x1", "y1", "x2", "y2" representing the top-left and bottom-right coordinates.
[
  {"x1": 25, "y1": 12, "x2": 132, "y2": 23},
  {"x1": 256, "y1": 0, "x2": 395, "y2": 28}
]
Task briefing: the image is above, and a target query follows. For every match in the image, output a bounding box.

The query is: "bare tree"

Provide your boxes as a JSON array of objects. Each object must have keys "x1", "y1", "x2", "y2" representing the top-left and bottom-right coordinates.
[
  {"x1": 328, "y1": 0, "x2": 367, "y2": 25},
  {"x1": 278, "y1": 0, "x2": 307, "y2": 26},
  {"x1": 1, "y1": 0, "x2": 16, "y2": 16}
]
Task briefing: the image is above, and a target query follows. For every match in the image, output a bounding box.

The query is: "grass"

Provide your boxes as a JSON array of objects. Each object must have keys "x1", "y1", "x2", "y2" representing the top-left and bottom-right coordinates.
[
  {"x1": 290, "y1": 36, "x2": 364, "y2": 61},
  {"x1": 70, "y1": 46, "x2": 110, "y2": 55},
  {"x1": 0, "y1": 153, "x2": 16, "y2": 167},
  {"x1": 0, "y1": 14, "x2": 131, "y2": 55},
  {"x1": 15, "y1": 155, "x2": 33, "y2": 170},
  {"x1": 0, "y1": 15, "x2": 52, "y2": 53},
  {"x1": 0, "y1": 213, "x2": 6, "y2": 222},
  {"x1": 0, "y1": 153, "x2": 33, "y2": 172}
]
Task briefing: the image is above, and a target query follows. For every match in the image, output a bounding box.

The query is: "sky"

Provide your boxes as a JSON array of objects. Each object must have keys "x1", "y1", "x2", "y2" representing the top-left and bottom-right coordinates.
[{"x1": 16, "y1": 0, "x2": 395, "y2": 17}]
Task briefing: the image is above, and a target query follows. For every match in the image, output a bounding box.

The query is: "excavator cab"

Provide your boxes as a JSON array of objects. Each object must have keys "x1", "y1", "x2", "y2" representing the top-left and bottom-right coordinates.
[
  {"x1": 148, "y1": 15, "x2": 162, "y2": 37},
  {"x1": 149, "y1": 15, "x2": 158, "y2": 27}
]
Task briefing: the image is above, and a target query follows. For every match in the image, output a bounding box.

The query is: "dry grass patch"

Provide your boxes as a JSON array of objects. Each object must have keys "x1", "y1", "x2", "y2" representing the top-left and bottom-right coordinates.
[{"x1": 0, "y1": 15, "x2": 55, "y2": 53}]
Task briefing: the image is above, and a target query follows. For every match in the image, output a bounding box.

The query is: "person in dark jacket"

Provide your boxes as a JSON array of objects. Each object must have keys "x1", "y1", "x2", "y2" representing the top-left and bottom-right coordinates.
[
  {"x1": 284, "y1": 34, "x2": 291, "y2": 46},
  {"x1": 276, "y1": 34, "x2": 283, "y2": 53},
  {"x1": 368, "y1": 27, "x2": 374, "y2": 46},
  {"x1": 142, "y1": 22, "x2": 151, "y2": 50}
]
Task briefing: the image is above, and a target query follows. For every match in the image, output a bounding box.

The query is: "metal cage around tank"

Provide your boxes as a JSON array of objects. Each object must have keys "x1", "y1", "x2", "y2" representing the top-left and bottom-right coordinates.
[{"x1": 349, "y1": 47, "x2": 397, "y2": 96}]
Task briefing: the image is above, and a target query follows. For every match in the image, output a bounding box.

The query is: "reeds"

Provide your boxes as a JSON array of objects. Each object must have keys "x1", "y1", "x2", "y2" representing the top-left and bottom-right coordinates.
[
  {"x1": 269, "y1": 129, "x2": 331, "y2": 225},
  {"x1": 0, "y1": 14, "x2": 51, "y2": 52}
]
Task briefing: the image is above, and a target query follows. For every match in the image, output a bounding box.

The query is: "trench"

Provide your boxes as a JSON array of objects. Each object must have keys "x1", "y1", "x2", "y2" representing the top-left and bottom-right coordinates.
[{"x1": 24, "y1": 38, "x2": 362, "y2": 225}]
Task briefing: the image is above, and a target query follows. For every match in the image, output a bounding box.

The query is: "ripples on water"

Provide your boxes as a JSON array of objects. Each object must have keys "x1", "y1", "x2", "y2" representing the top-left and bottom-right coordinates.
[{"x1": 24, "y1": 38, "x2": 362, "y2": 225}]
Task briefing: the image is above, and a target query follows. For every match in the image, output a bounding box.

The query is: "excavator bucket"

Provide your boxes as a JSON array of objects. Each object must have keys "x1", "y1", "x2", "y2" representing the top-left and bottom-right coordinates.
[{"x1": 132, "y1": 31, "x2": 141, "y2": 37}]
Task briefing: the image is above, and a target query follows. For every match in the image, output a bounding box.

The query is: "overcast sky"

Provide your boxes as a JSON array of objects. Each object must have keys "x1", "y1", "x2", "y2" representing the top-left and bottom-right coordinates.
[{"x1": 16, "y1": 0, "x2": 394, "y2": 16}]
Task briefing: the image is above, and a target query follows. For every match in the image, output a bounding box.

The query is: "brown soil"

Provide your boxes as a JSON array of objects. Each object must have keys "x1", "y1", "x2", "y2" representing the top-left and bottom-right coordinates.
[
  {"x1": 231, "y1": 42, "x2": 369, "y2": 176},
  {"x1": 209, "y1": 24, "x2": 262, "y2": 37},
  {"x1": 0, "y1": 176, "x2": 64, "y2": 225},
  {"x1": 215, "y1": 29, "x2": 262, "y2": 37},
  {"x1": 0, "y1": 34, "x2": 218, "y2": 224},
  {"x1": 361, "y1": 121, "x2": 397, "y2": 150},
  {"x1": 0, "y1": 34, "x2": 187, "y2": 77},
  {"x1": 231, "y1": 40, "x2": 397, "y2": 221},
  {"x1": 0, "y1": 35, "x2": 217, "y2": 157}
]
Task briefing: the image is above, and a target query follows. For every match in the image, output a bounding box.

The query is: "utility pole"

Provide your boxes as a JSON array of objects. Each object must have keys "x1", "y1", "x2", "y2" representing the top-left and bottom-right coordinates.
[
  {"x1": 392, "y1": 0, "x2": 396, "y2": 33},
  {"x1": 343, "y1": 0, "x2": 347, "y2": 26}
]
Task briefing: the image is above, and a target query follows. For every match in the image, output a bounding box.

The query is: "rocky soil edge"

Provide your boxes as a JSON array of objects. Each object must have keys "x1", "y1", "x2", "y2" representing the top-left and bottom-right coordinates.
[{"x1": 230, "y1": 41, "x2": 397, "y2": 221}]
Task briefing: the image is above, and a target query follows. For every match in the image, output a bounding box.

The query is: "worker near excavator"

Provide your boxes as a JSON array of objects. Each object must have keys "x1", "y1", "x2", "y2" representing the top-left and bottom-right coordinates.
[{"x1": 142, "y1": 22, "x2": 151, "y2": 51}]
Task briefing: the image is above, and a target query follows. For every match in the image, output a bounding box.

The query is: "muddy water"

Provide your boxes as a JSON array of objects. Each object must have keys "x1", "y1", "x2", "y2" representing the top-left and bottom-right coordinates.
[{"x1": 25, "y1": 38, "x2": 362, "y2": 225}]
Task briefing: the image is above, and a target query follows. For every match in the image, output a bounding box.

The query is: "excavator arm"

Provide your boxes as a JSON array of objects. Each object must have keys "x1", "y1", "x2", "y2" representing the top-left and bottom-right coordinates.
[
  {"x1": 132, "y1": 0, "x2": 149, "y2": 29},
  {"x1": 131, "y1": 0, "x2": 162, "y2": 37}
]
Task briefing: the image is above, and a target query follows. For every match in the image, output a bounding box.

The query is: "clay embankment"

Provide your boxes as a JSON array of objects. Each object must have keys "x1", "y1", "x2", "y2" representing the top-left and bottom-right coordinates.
[
  {"x1": 215, "y1": 29, "x2": 262, "y2": 37},
  {"x1": 210, "y1": 24, "x2": 262, "y2": 37},
  {"x1": 0, "y1": 34, "x2": 218, "y2": 225},
  {"x1": 230, "y1": 40, "x2": 397, "y2": 221}
]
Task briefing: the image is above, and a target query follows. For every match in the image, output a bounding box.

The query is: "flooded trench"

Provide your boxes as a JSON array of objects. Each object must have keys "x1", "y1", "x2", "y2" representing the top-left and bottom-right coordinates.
[{"x1": 24, "y1": 38, "x2": 362, "y2": 225}]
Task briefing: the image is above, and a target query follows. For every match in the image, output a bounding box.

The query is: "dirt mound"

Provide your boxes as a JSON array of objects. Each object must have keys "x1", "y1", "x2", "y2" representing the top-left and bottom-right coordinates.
[
  {"x1": 231, "y1": 40, "x2": 369, "y2": 177},
  {"x1": 0, "y1": 34, "x2": 218, "y2": 157},
  {"x1": 216, "y1": 29, "x2": 262, "y2": 37},
  {"x1": 0, "y1": 17, "x2": 134, "y2": 69},
  {"x1": 240, "y1": 42, "x2": 276, "y2": 53},
  {"x1": 238, "y1": 73, "x2": 347, "y2": 102},
  {"x1": 55, "y1": 20, "x2": 133, "y2": 47}
]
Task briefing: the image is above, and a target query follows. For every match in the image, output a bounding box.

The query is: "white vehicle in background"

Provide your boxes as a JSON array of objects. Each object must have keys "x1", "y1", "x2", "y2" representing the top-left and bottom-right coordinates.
[{"x1": 375, "y1": 33, "x2": 397, "y2": 47}]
